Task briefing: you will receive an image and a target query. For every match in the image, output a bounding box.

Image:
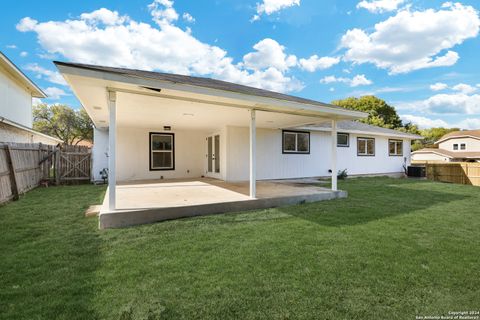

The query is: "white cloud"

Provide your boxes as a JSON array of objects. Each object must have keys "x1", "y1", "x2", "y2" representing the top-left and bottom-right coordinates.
[
  {"x1": 399, "y1": 93, "x2": 480, "y2": 115},
  {"x1": 254, "y1": 0, "x2": 300, "y2": 20},
  {"x1": 341, "y1": 3, "x2": 480, "y2": 74},
  {"x1": 6, "y1": 44, "x2": 17, "y2": 49},
  {"x1": 182, "y1": 12, "x2": 195, "y2": 23},
  {"x1": 243, "y1": 38, "x2": 297, "y2": 72},
  {"x1": 401, "y1": 114, "x2": 480, "y2": 130},
  {"x1": 401, "y1": 115, "x2": 449, "y2": 128},
  {"x1": 24, "y1": 63, "x2": 67, "y2": 86},
  {"x1": 43, "y1": 87, "x2": 68, "y2": 100},
  {"x1": 20, "y1": 51, "x2": 28, "y2": 57},
  {"x1": 430, "y1": 82, "x2": 448, "y2": 91},
  {"x1": 149, "y1": 0, "x2": 179, "y2": 25},
  {"x1": 357, "y1": 0, "x2": 405, "y2": 13},
  {"x1": 299, "y1": 55, "x2": 340, "y2": 72},
  {"x1": 80, "y1": 8, "x2": 128, "y2": 25},
  {"x1": 452, "y1": 83, "x2": 477, "y2": 94},
  {"x1": 17, "y1": 3, "x2": 303, "y2": 94},
  {"x1": 320, "y1": 74, "x2": 372, "y2": 87}
]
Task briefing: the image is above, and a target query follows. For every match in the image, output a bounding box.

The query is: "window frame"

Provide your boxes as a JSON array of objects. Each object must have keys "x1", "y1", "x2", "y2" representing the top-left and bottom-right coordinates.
[
  {"x1": 460, "y1": 143, "x2": 466, "y2": 150},
  {"x1": 357, "y1": 137, "x2": 375, "y2": 156},
  {"x1": 282, "y1": 130, "x2": 310, "y2": 154},
  {"x1": 337, "y1": 132, "x2": 350, "y2": 147},
  {"x1": 149, "y1": 132, "x2": 175, "y2": 171},
  {"x1": 388, "y1": 139, "x2": 403, "y2": 157},
  {"x1": 453, "y1": 143, "x2": 459, "y2": 150}
]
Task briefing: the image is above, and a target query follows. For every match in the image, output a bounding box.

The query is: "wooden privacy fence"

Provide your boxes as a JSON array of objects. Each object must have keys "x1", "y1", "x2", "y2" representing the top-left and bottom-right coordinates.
[
  {"x1": 0, "y1": 142, "x2": 91, "y2": 204},
  {"x1": 426, "y1": 162, "x2": 480, "y2": 186}
]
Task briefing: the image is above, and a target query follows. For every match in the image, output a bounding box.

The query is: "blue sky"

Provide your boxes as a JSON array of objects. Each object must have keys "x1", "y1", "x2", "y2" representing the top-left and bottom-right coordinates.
[{"x1": 1, "y1": 0, "x2": 480, "y2": 129}]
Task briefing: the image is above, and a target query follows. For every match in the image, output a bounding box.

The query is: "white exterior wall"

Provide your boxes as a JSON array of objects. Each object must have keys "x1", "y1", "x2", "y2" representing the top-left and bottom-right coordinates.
[
  {"x1": 95, "y1": 124, "x2": 412, "y2": 182},
  {"x1": 92, "y1": 128, "x2": 109, "y2": 181},
  {"x1": 438, "y1": 137, "x2": 480, "y2": 152},
  {"x1": 225, "y1": 126, "x2": 410, "y2": 181},
  {"x1": 115, "y1": 126, "x2": 208, "y2": 182},
  {"x1": 0, "y1": 65, "x2": 33, "y2": 128},
  {"x1": 0, "y1": 122, "x2": 59, "y2": 144},
  {"x1": 411, "y1": 152, "x2": 450, "y2": 162}
]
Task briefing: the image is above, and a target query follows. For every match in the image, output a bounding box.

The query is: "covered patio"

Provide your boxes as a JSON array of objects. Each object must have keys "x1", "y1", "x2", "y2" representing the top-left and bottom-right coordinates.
[
  {"x1": 55, "y1": 61, "x2": 366, "y2": 228},
  {"x1": 100, "y1": 178, "x2": 346, "y2": 228}
]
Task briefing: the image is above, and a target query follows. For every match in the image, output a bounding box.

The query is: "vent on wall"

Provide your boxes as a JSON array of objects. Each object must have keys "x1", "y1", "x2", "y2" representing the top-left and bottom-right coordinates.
[{"x1": 141, "y1": 86, "x2": 162, "y2": 93}]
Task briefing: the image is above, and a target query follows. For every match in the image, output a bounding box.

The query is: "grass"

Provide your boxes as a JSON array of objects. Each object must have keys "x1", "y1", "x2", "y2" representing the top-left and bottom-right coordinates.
[{"x1": 0, "y1": 177, "x2": 479, "y2": 320}]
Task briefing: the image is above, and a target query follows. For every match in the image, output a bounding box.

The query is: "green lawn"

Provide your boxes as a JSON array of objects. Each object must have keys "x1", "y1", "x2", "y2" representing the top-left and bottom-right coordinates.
[{"x1": 0, "y1": 177, "x2": 479, "y2": 320}]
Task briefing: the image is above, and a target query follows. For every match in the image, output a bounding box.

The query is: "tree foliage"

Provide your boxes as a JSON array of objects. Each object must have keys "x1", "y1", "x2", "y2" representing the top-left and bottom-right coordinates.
[
  {"x1": 410, "y1": 127, "x2": 459, "y2": 151},
  {"x1": 332, "y1": 96, "x2": 403, "y2": 129},
  {"x1": 33, "y1": 104, "x2": 93, "y2": 145}
]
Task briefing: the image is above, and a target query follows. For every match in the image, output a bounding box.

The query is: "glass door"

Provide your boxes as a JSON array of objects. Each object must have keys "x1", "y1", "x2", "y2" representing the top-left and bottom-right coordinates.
[{"x1": 206, "y1": 134, "x2": 221, "y2": 178}]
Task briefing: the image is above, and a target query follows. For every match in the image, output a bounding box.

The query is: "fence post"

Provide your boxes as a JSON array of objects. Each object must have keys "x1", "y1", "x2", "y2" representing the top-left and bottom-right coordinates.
[
  {"x1": 55, "y1": 147, "x2": 61, "y2": 185},
  {"x1": 5, "y1": 145, "x2": 19, "y2": 201}
]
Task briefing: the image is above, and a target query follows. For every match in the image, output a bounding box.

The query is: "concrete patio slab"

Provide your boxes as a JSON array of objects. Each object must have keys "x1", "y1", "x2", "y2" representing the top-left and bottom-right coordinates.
[{"x1": 99, "y1": 178, "x2": 346, "y2": 229}]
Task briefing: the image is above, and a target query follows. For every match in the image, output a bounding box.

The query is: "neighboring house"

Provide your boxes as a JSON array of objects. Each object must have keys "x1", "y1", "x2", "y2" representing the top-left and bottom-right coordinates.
[
  {"x1": 55, "y1": 61, "x2": 421, "y2": 224},
  {"x1": 412, "y1": 130, "x2": 480, "y2": 162},
  {"x1": 0, "y1": 52, "x2": 61, "y2": 145}
]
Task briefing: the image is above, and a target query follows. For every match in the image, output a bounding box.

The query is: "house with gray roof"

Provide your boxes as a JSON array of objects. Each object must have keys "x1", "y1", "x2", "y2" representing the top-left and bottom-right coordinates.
[{"x1": 55, "y1": 61, "x2": 422, "y2": 228}]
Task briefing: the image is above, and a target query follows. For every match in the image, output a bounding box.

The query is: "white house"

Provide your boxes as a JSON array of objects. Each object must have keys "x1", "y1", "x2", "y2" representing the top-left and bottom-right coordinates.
[
  {"x1": 55, "y1": 61, "x2": 421, "y2": 228},
  {"x1": 412, "y1": 130, "x2": 480, "y2": 162},
  {"x1": 0, "y1": 52, "x2": 61, "y2": 145}
]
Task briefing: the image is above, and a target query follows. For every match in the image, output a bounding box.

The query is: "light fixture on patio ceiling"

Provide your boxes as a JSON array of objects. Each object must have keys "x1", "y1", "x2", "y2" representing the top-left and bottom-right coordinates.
[
  {"x1": 93, "y1": 106, "x2": 102, "y2": 110},
  {"x1": 182, "y1": 113, "x2": 194, "y2": 116},
  {"x1": 163, "y1": 126, "x2": 171, "y2": 131},
  {"x1": 141, "y1": 86, "x2": 162, "y2": 93}
]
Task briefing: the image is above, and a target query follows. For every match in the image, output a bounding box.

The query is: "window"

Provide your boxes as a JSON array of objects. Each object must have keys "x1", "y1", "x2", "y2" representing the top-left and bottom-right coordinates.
[
  {"x1": 149, "y1": 133, "x2": 174, "y2": 170},
  {"x1": 389, "y1": 139, "x2": 403, "y2": 156},
  {"x1": 357, "y1": 137, "x2": 375, "y2": 156},
  {"x1": 453, "y1": 144, "x2": 459, "y2": 150},
  {"x1": 337, "y1": 133, "x2": 349, "y2": 147},
  {"x1": 460, "y1": 143, "x2": 466, "y2": 150},
  {"x1": 282, "y1": 130, "x2": 310, "y2": 154}
]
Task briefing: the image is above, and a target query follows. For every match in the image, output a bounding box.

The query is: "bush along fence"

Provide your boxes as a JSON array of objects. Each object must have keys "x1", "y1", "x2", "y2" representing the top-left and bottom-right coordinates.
[
  {"x1": 426, "y1": 162, "x2": 480, "y2": 186},
  {"x1": 0, "y1": 142, "x2": 91, "y2": 204}
]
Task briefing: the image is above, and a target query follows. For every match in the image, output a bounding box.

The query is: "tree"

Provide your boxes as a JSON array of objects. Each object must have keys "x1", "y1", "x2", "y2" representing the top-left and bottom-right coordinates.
[
  {"x1": 332, "y1": 96, "x2": 403, "y2": 129},
  {"x1": 33, "y1": 104, "x2": 93, "y2": 145}
]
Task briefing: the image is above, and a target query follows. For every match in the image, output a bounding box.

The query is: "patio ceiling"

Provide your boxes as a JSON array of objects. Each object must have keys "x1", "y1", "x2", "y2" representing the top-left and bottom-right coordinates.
[{"x1": 55, "y1": 62, "x2": 367, "y2": 130}]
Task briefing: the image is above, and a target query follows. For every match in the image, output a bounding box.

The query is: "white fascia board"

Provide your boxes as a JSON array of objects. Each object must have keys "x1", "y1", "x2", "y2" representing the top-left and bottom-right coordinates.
[
  {"x1": 56, "y1": 64, "x2": 368, "y2": 120},
  {"x1": 411, "y1": 150, "x2": 453, "y2": 158},
  {"x1": 0, "y1": 52, "x2": 46, "y2": 98},
  {"x1": 435, "y1": 135, "x2": 480, "y2": 145},
  {"x1": 298, "y1": 126, "x2": 423, "y2": 140}
]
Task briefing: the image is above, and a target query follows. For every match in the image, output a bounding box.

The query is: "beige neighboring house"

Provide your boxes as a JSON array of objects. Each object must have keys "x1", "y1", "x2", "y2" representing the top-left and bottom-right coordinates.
[
  {"x1": 412, "y1": 130, "x2": 480, "y2": 162},
  {"x1": 0, "y1": 51, "x2": 62, "y2": 145}
]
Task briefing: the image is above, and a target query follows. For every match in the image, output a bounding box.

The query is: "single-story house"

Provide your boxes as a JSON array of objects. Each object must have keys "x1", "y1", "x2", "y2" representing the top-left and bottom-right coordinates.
[
  {"x1": 412, "y1": 130, "x2": 480, "y2": 162},
  {"x1": 0, "y1": 51, "x2": 62, "y2": 145},
  {"x1": 55, "y1": 61, "x2": 421, "y2": 228}
]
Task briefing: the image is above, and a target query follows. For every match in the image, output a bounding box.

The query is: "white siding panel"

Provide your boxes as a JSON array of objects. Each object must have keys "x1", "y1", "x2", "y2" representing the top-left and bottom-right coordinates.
[
  {"x1": 115, "y1": 126, "x2": 207, "y2": 182},
  {"x1": 438, "y1": 137, "x2": 480, "y2": 152},
  {"x1": 92, "y1": 128, "x2": 109, "y2": 181},
  {"x1": 226, "y1": 126, "x2": 410, "y2": 181},
  {"x1": 0, "y1": 65, "x2": 33, "y2": 128}
]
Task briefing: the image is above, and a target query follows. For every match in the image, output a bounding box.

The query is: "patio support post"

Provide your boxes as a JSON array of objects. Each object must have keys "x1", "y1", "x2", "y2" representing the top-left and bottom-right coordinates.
[
  {"x1": 108, "y1": 90, "x2": 117, "y2": 211},
  {"x1": 331, "y1": 119, "x2": 338, "y2": 191},
  {"x1": 249, "y1": 109, "x2": 256, "y2": 198}
]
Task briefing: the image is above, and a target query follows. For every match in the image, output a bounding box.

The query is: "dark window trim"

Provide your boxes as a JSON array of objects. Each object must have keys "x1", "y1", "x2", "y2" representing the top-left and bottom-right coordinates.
[
  {"x1": 453, "y1": 144, "x2": 459, "y2": 150},
  {"x1": 388, "y1": 139, "x2": 403, "y2": 157},
  {"x1": 337, "y1": 132, "x2": 350, "y2": 147},
  {"x1": 282, "y1": 130, "x2": 310, "y2": 154},
  {"x1": 460, "y1": 143, "x2": 466, "y2": 150},
  {"x1": 357, "y1": 137, "x2": 375, "y2": 156},
  {"x1": 149, "y1": 132, "x2": 175, "y2": 171}
]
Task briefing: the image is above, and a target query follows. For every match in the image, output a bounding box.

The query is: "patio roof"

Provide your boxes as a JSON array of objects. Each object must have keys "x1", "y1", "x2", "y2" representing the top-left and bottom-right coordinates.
[{"x1": 54, "y1": 61, "x2": 367, "y2": 129}]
